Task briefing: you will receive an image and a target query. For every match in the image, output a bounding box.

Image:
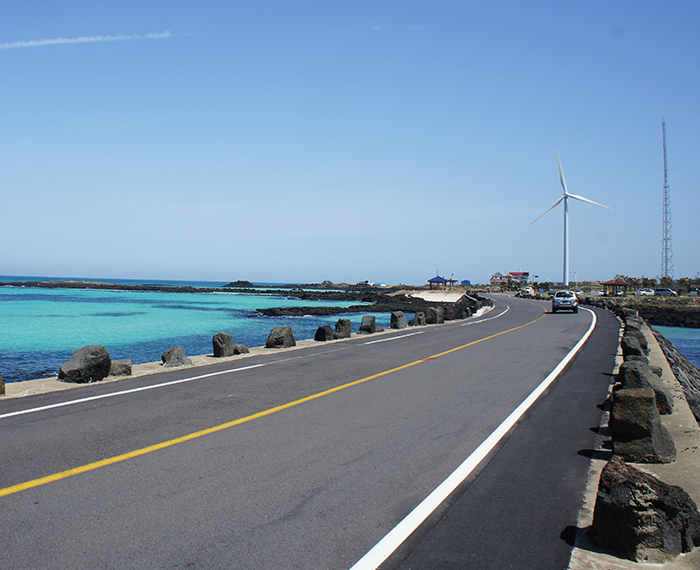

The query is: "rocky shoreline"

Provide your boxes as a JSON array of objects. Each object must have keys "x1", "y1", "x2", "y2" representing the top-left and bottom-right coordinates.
[
  {"x1": 582, "y1": 296, "x2": 700, "y2": 328},
  {"x1": 0, "y1": 280, "x2": 407, "y2": 301},
  {"x1": 254, "y1": 292, "x2": 484, "y2": 317},
  {"x1": 1, "y1": 280, "x2": 487, "y2": 318}
]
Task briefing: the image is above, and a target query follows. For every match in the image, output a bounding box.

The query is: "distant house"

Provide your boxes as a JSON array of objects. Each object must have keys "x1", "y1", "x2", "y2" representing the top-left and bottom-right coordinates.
[
  {"x1": 428, "y1": 275, "x2": 447, "y2": 290},
  {"x1": 461, "y1": 280, "x2": 471, "y2": 286},
  {"x1": 509, "y1": 272, "x2": 530, "y2": 285},
  {"x1": 490, "y1": 272, "x2": 509, "y2": 286}
]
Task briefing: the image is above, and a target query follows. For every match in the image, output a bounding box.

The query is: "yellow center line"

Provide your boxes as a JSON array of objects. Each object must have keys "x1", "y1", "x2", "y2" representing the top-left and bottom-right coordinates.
[{"x1": 0, "y1": 309, "x2": 546, "y2": 499}]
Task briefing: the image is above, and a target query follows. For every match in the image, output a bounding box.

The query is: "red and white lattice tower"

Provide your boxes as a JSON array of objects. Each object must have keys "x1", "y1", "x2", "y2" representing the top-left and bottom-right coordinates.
[{"x1": 661, "y1": 120, "x2": 674, "y2": 280}]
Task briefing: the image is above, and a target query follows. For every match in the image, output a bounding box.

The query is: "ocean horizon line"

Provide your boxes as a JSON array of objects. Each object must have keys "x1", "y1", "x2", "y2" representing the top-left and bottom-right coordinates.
[{"x1": 0, "y1": 275, "x2": 322, "y2": 289}]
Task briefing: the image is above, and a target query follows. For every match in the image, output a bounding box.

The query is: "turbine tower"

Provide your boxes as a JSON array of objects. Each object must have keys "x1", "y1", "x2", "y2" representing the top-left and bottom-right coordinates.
[
  {"x1": 531, "y1": 152, "x2": 612, "y2": 286},
  {"x1": 661, "y1": 120, "x2": 674, "y2": 280}
]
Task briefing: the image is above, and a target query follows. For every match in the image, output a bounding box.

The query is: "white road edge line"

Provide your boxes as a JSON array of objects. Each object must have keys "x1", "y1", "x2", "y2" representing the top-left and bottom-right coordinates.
[
  {"x1": 363, "y1": 332, "x2": 424, "y2": 345},
  {"x1": 0, "y1": 363, "x2": 268, "y2": 420},
  {"x1": 461, "y1": 304, "x2": 509, "y2": 325},
  {"x1": 348, "y1": 307, "x2": 598, "y2": 570}
]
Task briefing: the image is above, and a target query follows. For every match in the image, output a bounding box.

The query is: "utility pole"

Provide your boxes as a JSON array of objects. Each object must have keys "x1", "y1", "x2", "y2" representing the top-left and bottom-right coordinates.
[{"x1": 661, "y1": 120, "x2": 674, "y2": 280}]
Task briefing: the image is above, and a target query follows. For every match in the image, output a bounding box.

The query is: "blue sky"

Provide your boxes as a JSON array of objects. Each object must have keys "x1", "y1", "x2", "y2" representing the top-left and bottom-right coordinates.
[{"x1": 1, "y1": 1, "x2": 698, "y2": 285}]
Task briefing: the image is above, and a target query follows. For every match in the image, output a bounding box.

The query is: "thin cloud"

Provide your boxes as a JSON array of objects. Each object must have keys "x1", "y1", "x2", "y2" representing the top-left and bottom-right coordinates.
[{"x1": 0, "y1": 30, "x2": 172, "y2": 50}]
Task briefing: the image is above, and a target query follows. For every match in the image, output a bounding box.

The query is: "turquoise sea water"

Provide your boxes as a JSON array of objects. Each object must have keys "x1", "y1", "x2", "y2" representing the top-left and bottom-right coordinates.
[
  {"x1": 654, "y1": 325, "x2": 700, "y2": 369},
  {"x1": 0, "y1": 276, "x2": 388, "y2": 383}
]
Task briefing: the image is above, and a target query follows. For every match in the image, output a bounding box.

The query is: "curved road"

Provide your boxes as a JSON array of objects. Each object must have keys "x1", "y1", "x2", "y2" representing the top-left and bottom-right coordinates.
[{"x1": 0, "y1": 294, "x2": 619, "y2": 569}]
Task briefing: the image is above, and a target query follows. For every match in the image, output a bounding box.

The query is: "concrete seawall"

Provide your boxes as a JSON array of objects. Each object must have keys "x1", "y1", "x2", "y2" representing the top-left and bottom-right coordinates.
[{"x1": 568, "y1": 315, "x2": 700, "y2": 568}]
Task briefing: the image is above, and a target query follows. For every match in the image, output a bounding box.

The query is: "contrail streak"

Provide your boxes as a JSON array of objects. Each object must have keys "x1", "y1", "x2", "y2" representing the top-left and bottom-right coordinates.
[{"x1": 0, "y1": 30, "x2": 172, "y2": 50}]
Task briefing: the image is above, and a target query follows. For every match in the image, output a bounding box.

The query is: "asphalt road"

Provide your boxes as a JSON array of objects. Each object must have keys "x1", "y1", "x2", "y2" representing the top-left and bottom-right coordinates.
[{"x1": 0, "y1": 295, "x2": 619, "y2": 569}]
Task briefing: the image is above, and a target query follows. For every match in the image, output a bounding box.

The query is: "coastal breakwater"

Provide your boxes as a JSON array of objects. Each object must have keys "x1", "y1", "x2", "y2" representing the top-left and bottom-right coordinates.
[
  {"x1": 582, "y1": 295, "x2": 700, "y2": 328},
  {"x1": 575, "y1": 304, "x2": 700, "y2": 564},
  {"x1": 582, "y1": 296, "x2": 700, "y2": 427}
]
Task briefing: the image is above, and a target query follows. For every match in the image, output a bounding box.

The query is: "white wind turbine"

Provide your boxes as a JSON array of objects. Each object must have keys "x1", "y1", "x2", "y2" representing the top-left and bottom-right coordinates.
[{"x1": 531, "y1": 152, "x2": 612, "y2": 287}]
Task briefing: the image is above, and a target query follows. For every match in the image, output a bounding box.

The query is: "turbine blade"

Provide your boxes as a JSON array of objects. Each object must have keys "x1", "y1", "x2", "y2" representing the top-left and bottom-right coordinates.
[
  {"x1": 531, "y1": 195, "x2": 564, "y2": 224},
  {"x1": 568, "y1": 192, "x2": 612, "y2": 210},
  {"x1": 557, "y1": 151, "x2": 569, "y2": 194}
]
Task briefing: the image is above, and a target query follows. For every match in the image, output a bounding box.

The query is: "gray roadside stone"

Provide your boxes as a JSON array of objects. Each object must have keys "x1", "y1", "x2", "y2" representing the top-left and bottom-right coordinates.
[
  {"x1": 232, "y1": 344, "x2": 249, "y2": 355},
  {"x1": 161, "y1": 346, "x2": 193, "y2": 367},
  {"x1": 409, "y1": 311, "x2": 426, "y2": 326},
  {"x1": 0, "y1": 370, "x2": 4, "y2": 396},
  {"x1": 266, "y1": 326, "x2": 296, "y2": 348},
  {"x1": 621, "y1": 335, "x2": 646, "y2": 359},
  {"x1": 618, "y1": 360, "x2": 673, "y2": 415},
  {"x1": 620, "y1": 307, "x2": 639, "y2": 319},
  {"x1": 625, "y1": 355, "x2": 650, "y2": 366},
  {"x1": 590, "y1": 456, "x2": 700, "y2": 562},
  {"x1": 359, "y1": 315, "x2": 376, "y2": 334},
  {"x1": 59, "y1": 345, "x2": 112, "y2": 383},
  {"x1": 625, "y1": 328, "x2": 649, "y2": 354},
  {"x1": 334, "y1": 318, "x2": 352, "y2": 339},
  {"x1": 315, "y1": 325, "x2": 335, "y2": 341},
  {"x1": 109, "y1": 359, "x2": 132, "y2": 377},
  {"x1": 611, "y1": 387, "x2": 676, "y2": 464},
  {"x1": 390, "y1": 311, "x2": 407, "y2": 329},
  {"x1": 213, "y1": 332, "x2": 235, "y2": 357},
  {"x1": 425, "y1": 307, "x2": 445, "y2": 324}
]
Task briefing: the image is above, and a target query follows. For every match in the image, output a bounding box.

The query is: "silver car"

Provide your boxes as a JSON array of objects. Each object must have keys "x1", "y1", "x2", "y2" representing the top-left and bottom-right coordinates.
[
  {"x1": 552, "y1": 290, "x2": 579, "y2": 313},
  {"x1": 654, "y1": 288, "x2": 677, "y2": 296}
]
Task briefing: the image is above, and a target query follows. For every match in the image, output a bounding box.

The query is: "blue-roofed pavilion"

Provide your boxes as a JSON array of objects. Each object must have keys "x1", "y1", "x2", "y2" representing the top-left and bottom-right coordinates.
[{"x1": 428, "y1": 275, "x2": 447, "y2": 290}]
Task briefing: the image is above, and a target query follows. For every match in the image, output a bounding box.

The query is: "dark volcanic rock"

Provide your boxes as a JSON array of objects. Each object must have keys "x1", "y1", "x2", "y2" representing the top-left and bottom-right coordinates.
[
  {"x1": 425, "y1": 307, "x2": 445, "y2": 324},
  {"x1": 627, "y1": 302, "x2": 700, "y2": 328},
  {"x1": 390, "y1": 311, "x2": 407, "y2": 329},
  {"x1": 624, "y1": 329, "x2": 649, "y2": 354},
  {"x1": 579, "y1": 298, "x2": 700, "y2": 328},
  {"x1": 255, "y1": 292, "x2": 489, "y2": 318},
  {"x1": 0, "y1": 370, "x2": 4, "y2": 396},
  {"x1": 625, "y1": 355, "x2": 650, "y2": 366},
  {"x1": 109, "y1": 359, "x2": 132, "y2": 377},
  {"x1": 625, "y1": 315, "x2": 643, "y2": 331},
  {"x1": 224, "y1": 280, "x2": 255, "y2": 288},
  {"x1": 590, "y1": 456, "x2": 700, "y2": 562},
  {"x1": 617, "y1": 360, "x2": 673, "y2": 415},
  {"x1": 233, "y1": 344, "x2": 249, "y2": 355},
  {"x1": 161, "y1": 346, "x2": 192, "y2": 367},
  {"x1": 59, "y1": 345, "x2": 112, "y2": 383},
  {"x1": 409, "y1": 311, "x2": 426, "y2": 326},
  {"x1": 266, "y1": 326, "x2": 296, "y2": 348},
  {"x1": 359, "y1": 315, "x2": 376, "y2": 334},
  {"x1": 334, "y1": 319, "x2": 352, "y2": 339},
  {"x1": 315, "y1": 326, "x2": 335, "y2": 341},
  {"x1": 621, "y1": 335, "x2": 646, "y2": 359},
  {"x1": 213, "y1": 332, "x2": 235, "y2": 357},
  {"x1": 611, "y1": 387, "x2": 676, "y2": 463}
]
